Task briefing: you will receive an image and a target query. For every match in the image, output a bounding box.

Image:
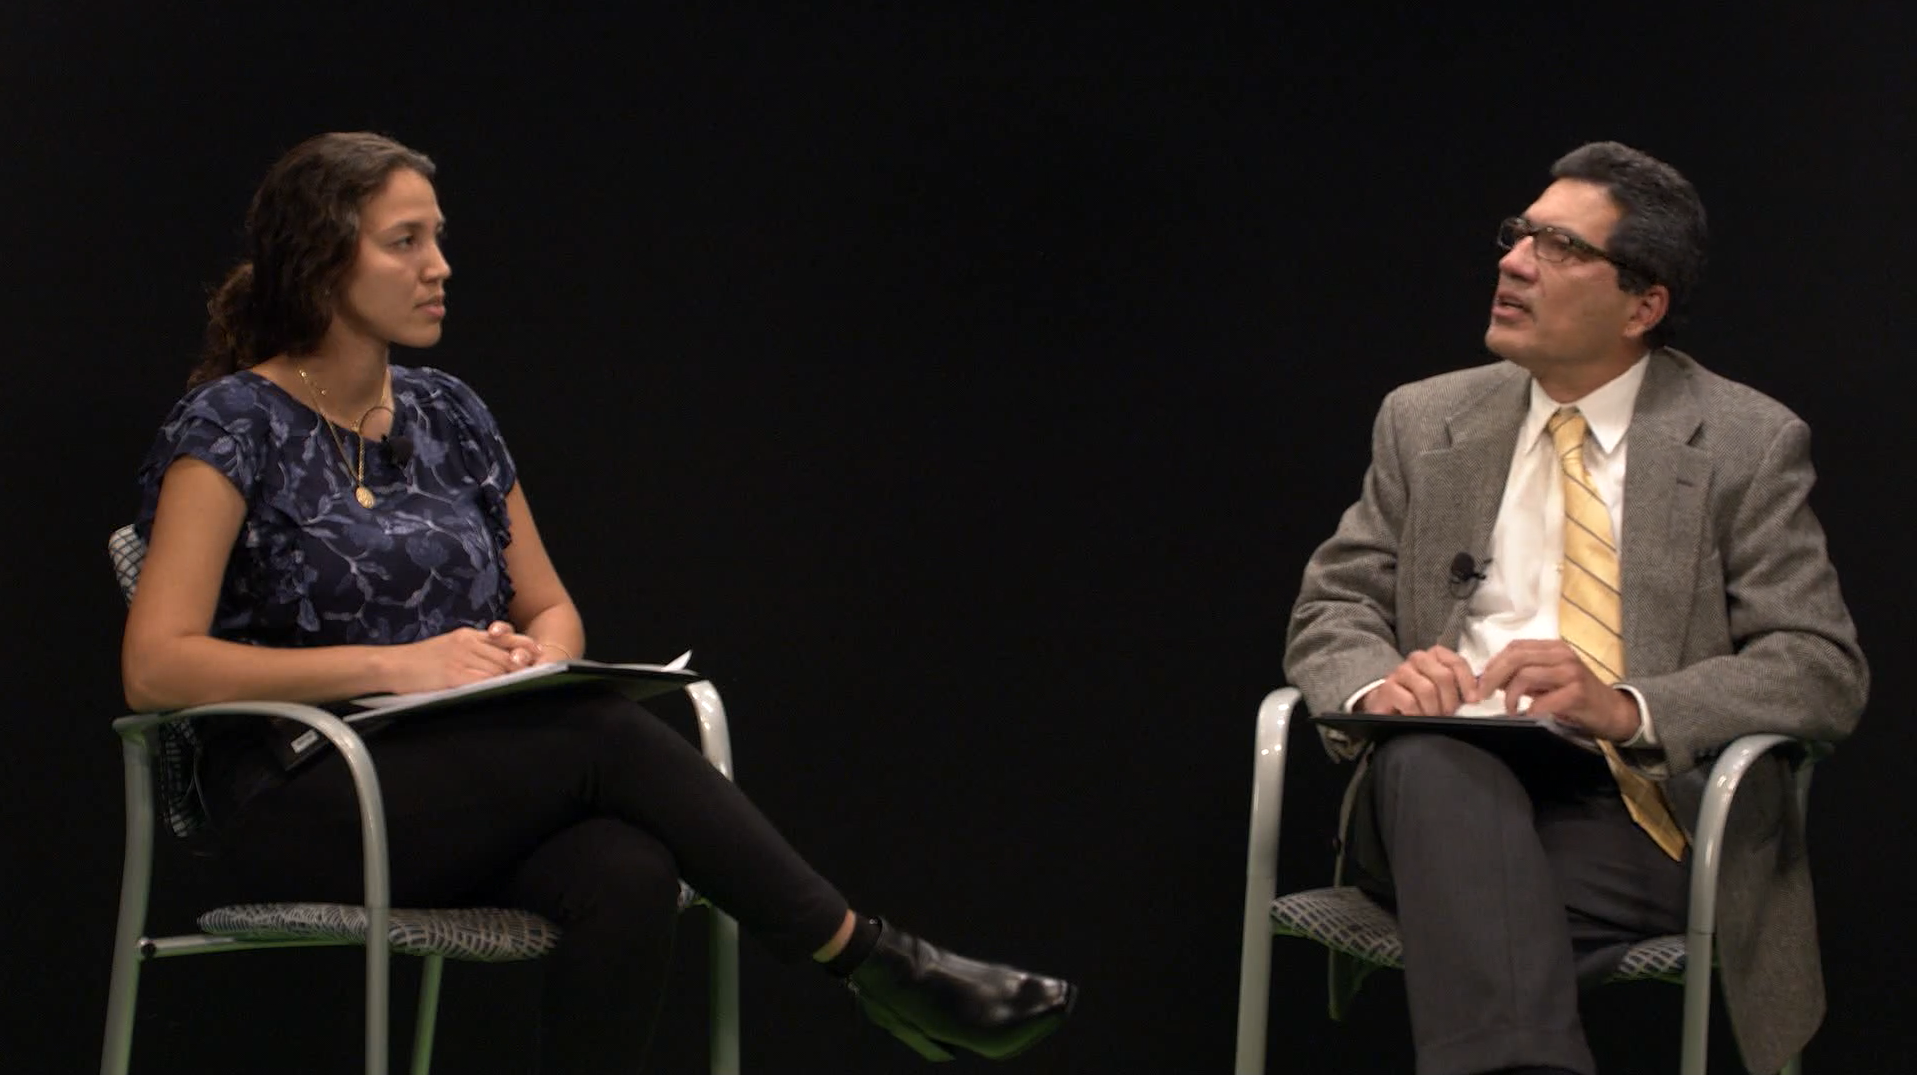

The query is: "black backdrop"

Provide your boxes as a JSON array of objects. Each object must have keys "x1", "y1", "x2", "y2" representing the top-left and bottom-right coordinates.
[{"x1": 3, "y1": 5, "x2": 1910, "y2": 1073}]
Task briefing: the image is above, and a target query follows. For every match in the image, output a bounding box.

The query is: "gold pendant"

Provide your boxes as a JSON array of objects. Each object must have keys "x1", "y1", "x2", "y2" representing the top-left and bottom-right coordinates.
[{"x1": 355, "y1": 485, "x2": 376, "y2": 508}]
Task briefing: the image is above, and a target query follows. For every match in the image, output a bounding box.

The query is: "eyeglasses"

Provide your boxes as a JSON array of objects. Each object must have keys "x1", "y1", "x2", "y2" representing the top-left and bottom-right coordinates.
[{"x1": 1496, "y1": 217, "x2": 1653, "y2": 282}]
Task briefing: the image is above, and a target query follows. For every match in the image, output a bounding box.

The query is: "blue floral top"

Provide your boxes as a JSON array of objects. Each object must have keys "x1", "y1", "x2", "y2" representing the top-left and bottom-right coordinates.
[{"x1": 135, "y1": 365, "x2": 518, "y2": 648}]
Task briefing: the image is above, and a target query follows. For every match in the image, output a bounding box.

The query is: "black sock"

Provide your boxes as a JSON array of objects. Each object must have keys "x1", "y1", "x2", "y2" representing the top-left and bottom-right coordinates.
[{"x1": 822, "y1": 914, "x2": 883, "y2": 977}]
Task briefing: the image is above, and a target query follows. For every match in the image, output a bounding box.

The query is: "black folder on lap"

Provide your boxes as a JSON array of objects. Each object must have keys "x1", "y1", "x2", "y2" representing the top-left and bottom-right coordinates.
[
  {"x1": 1311, "y1": 711, "x2": 1594, "y2": 749},
  {"x1": 280, "y1": 656, "x2": 704, "y2": 762},
  {"x1": 344, "y1": 657, "x2": 703, "y2": 717},
  {"x1": 1313, "y1": 711, "x2": 1559, "y2": 734}
]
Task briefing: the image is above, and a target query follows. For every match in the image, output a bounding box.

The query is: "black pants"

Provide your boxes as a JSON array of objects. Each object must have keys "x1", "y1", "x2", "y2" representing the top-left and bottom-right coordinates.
[
  {"x1": 202, "y1": 685, "x2": 850, "y2": 1074},
  {"x1": 1343, "y1": 732, "x2": 1690, "y2": 1075}
]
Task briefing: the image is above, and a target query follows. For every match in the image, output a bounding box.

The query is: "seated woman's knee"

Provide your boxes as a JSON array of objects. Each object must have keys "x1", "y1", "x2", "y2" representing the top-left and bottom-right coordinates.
[{"x1": 538, "y1": 818, "x2": 683, "y2": 924}]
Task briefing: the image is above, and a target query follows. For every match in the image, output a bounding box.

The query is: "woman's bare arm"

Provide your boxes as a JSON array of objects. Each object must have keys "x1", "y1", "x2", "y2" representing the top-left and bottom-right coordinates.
[{"x1": 501, "y1": 482, "x2": 586, "y2": 662}]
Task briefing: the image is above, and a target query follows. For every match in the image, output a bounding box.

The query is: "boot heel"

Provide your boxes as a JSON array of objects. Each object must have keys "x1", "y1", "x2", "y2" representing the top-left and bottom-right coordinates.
[{"x1": 855, "y1": 995, "x2": 957, "y2": 1062}]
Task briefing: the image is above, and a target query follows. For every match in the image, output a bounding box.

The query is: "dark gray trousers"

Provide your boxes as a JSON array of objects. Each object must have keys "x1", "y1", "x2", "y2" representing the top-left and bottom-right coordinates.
[{"x1": 1344, "y1": 732, "x2": 1690, "y2": 1075}]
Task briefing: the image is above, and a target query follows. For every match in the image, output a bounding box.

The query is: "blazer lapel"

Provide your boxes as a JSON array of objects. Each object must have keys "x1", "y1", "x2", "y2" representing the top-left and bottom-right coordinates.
[
  {"x1": 1621, "y1": 351, "x2": 1711, "y2": 677},
  {"x1": 1409, "y1": 370, "x2": 1529, "y2": 648}
]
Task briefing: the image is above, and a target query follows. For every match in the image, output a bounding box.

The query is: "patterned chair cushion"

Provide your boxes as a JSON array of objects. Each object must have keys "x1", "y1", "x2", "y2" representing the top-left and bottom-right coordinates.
[
  {"x1": 109, "y1": 523, "x2": 147, "y2": 599},
  {"x1": 199, "y1": 885, "x2": 702, "y2": 962},
  {"x1": 1271, "y1": 886, "x2": 1688, "y2": 984},
  {"x1": 1612, "y1": 934, "x2": 1687, "y2": 983},
  {"x1": 148, "y1": 719, "x2": 208, "y2": 840},
  {"x1": 199, "y1": 904, "x2": 563, "y2": 962},
  {"x1": 1271, "y1": 886, "x2": 1407, "y2": 969},
  {"x1": 200, "y1": 885, "x2": 703, "y2": 962}
]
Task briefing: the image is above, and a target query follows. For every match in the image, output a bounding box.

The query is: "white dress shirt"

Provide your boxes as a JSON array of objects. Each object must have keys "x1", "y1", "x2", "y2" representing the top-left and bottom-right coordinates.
[{"x1": 1349, "y1": 355, "x2": 1659, "y2": 748}]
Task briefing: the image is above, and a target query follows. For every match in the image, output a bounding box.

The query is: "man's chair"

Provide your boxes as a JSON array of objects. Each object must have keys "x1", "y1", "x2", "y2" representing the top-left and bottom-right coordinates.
[
  {"x1": 101, "y1": 525, "x2": 743, "y2": 1075},
  {"x1": 1234, "y1": 686, "x2": 1818, "y2": 1075}
]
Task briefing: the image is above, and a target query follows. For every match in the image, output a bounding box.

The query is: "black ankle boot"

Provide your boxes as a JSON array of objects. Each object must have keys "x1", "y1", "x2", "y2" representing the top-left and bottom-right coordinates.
[{"x1": 847, "y1": 919, "x2": 1076, "y2": 1062}]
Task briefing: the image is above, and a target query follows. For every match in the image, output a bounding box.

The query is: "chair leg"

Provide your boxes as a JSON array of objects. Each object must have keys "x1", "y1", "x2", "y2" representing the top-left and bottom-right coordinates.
[
  {"x1": 1232, "y1": 903, "x2": 1273, "y2": 1075},
  {"x1": 410, "y1": 955, "x2": 445, "y2": 1075},
  {"x1": 98, "y1": 932, "x2": 143, "y2": 1075},
  {"x1": 710, "y1": 910, "x2": 741, "y2": 1075},
  {"x1": 1679, "y1": 947, "x2": 1711, "y2": 1075},
  {"x1": 364, "y1": 906, "x2": 392, "y2": 1075},
  {"x1": 103, "y1": 736, "x2": 157, "y2": 1075}
]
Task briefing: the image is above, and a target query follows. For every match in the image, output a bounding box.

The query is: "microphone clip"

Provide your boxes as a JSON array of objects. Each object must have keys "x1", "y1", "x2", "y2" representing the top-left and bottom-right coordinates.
[
  {"x1": 385, "y1": 434, "x2": 415, "y2": 468},
  {"x1": 1447, "y1": 552, "x2": 1492, "y2": 598}
]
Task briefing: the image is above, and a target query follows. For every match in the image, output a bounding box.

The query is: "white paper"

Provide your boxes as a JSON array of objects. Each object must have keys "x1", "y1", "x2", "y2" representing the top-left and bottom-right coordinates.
[
  {"x1": 1452, "y1": 689, "x2": 1532, "y2": 718},
  {"x1": 1451, "y1": 691, "x2": 1596, "y2": 748},
  {"x1": 285, "y1": 651, "x2": 699, "y2": 758},
  {"x1": 345, "y1": 650, "x2": 695, "y2": 712}
]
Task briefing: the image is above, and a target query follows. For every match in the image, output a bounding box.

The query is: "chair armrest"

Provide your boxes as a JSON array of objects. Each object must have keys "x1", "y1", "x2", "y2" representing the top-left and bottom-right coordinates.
[
  {"x1": 1245, "y1": 687, "x2": 1303, "y2": 888},
  {"x1": 683, "y1": 680, "x2": 735, "y2": 782},
  {"x1": 114, "y1": 701, "x2": 329, "y2": 737},
  {"x1": 1687, "y1": 733, "x2": 1824, "y2": 934},
  {"x1": 115, "y1": 702, "x2": 395, "y2": 914},
  {"x1": 1236, "y1": 687, "x2": 1302, "y2": 1073},
  {"x1": 113, "y1": 701, "x2": 402, "y2": 1074},
  {"x1": 1679, "y1": 732, "x2": 1824, "y2": 1074}
]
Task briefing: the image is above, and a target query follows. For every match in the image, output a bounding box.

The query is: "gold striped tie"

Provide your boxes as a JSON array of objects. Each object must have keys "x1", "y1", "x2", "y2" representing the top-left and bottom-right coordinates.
[{"x1": 1547, "y1": 407, "x2": 1688, "y2": 861}]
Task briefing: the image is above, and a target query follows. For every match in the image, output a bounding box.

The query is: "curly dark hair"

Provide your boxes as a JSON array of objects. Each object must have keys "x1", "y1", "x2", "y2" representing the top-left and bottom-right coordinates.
[
  {"x1": 1549, "y1": 141, "x2": 1708, "y2": 350},
  {"x1": 189, "y1": 132, "x2": 436, "y2": 387}
]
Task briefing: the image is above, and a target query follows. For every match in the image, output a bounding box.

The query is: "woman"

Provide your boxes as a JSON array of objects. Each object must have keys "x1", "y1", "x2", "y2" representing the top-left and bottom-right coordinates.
[{"x1": 123, "y1": 131, "x2": 1074, "y2": 1073}]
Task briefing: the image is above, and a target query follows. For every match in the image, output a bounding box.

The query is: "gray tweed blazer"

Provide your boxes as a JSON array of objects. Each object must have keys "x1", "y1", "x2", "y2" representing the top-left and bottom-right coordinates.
[{"x1": 1284, "y1": 348, "x2": 1868, "y2": 1074}]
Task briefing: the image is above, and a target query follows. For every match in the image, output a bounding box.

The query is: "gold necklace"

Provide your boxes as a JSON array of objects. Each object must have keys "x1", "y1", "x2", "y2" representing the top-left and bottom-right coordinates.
[{"x1": 296, "y1": 365, "x2": 387, "y2": 508}]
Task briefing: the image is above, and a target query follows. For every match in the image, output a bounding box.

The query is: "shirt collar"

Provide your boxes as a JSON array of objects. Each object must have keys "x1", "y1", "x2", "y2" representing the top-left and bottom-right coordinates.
[{"x1": 1521, "y1": 353, "x2": 1651, "y2": 455}]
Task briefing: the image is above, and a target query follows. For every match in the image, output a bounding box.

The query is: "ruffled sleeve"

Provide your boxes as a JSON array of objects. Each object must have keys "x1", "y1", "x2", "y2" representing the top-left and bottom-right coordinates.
[{"x1": 135, "y1": 379, "x2": 269, "y2": 540}]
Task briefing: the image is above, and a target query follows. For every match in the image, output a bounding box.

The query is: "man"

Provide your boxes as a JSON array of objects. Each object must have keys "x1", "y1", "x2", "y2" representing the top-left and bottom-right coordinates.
[{"x1": 1284, "y1": 142, "x2": 1867, "y2": 1075}]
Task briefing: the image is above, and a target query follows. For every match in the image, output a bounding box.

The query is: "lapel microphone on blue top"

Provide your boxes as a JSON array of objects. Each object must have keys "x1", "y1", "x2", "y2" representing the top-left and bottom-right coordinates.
[{"x1": 385, "y1": 435, "x2": 414, "y2": 467}]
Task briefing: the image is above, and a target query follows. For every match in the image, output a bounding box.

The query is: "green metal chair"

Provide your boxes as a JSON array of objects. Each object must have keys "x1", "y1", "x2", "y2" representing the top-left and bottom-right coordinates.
[
  {"x1": 1234, "y1": 686, "x2": 1819, "y2": 1075},
  {"x1": 101, "y1": 524, "x2": 743, "y2": 1075}
]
